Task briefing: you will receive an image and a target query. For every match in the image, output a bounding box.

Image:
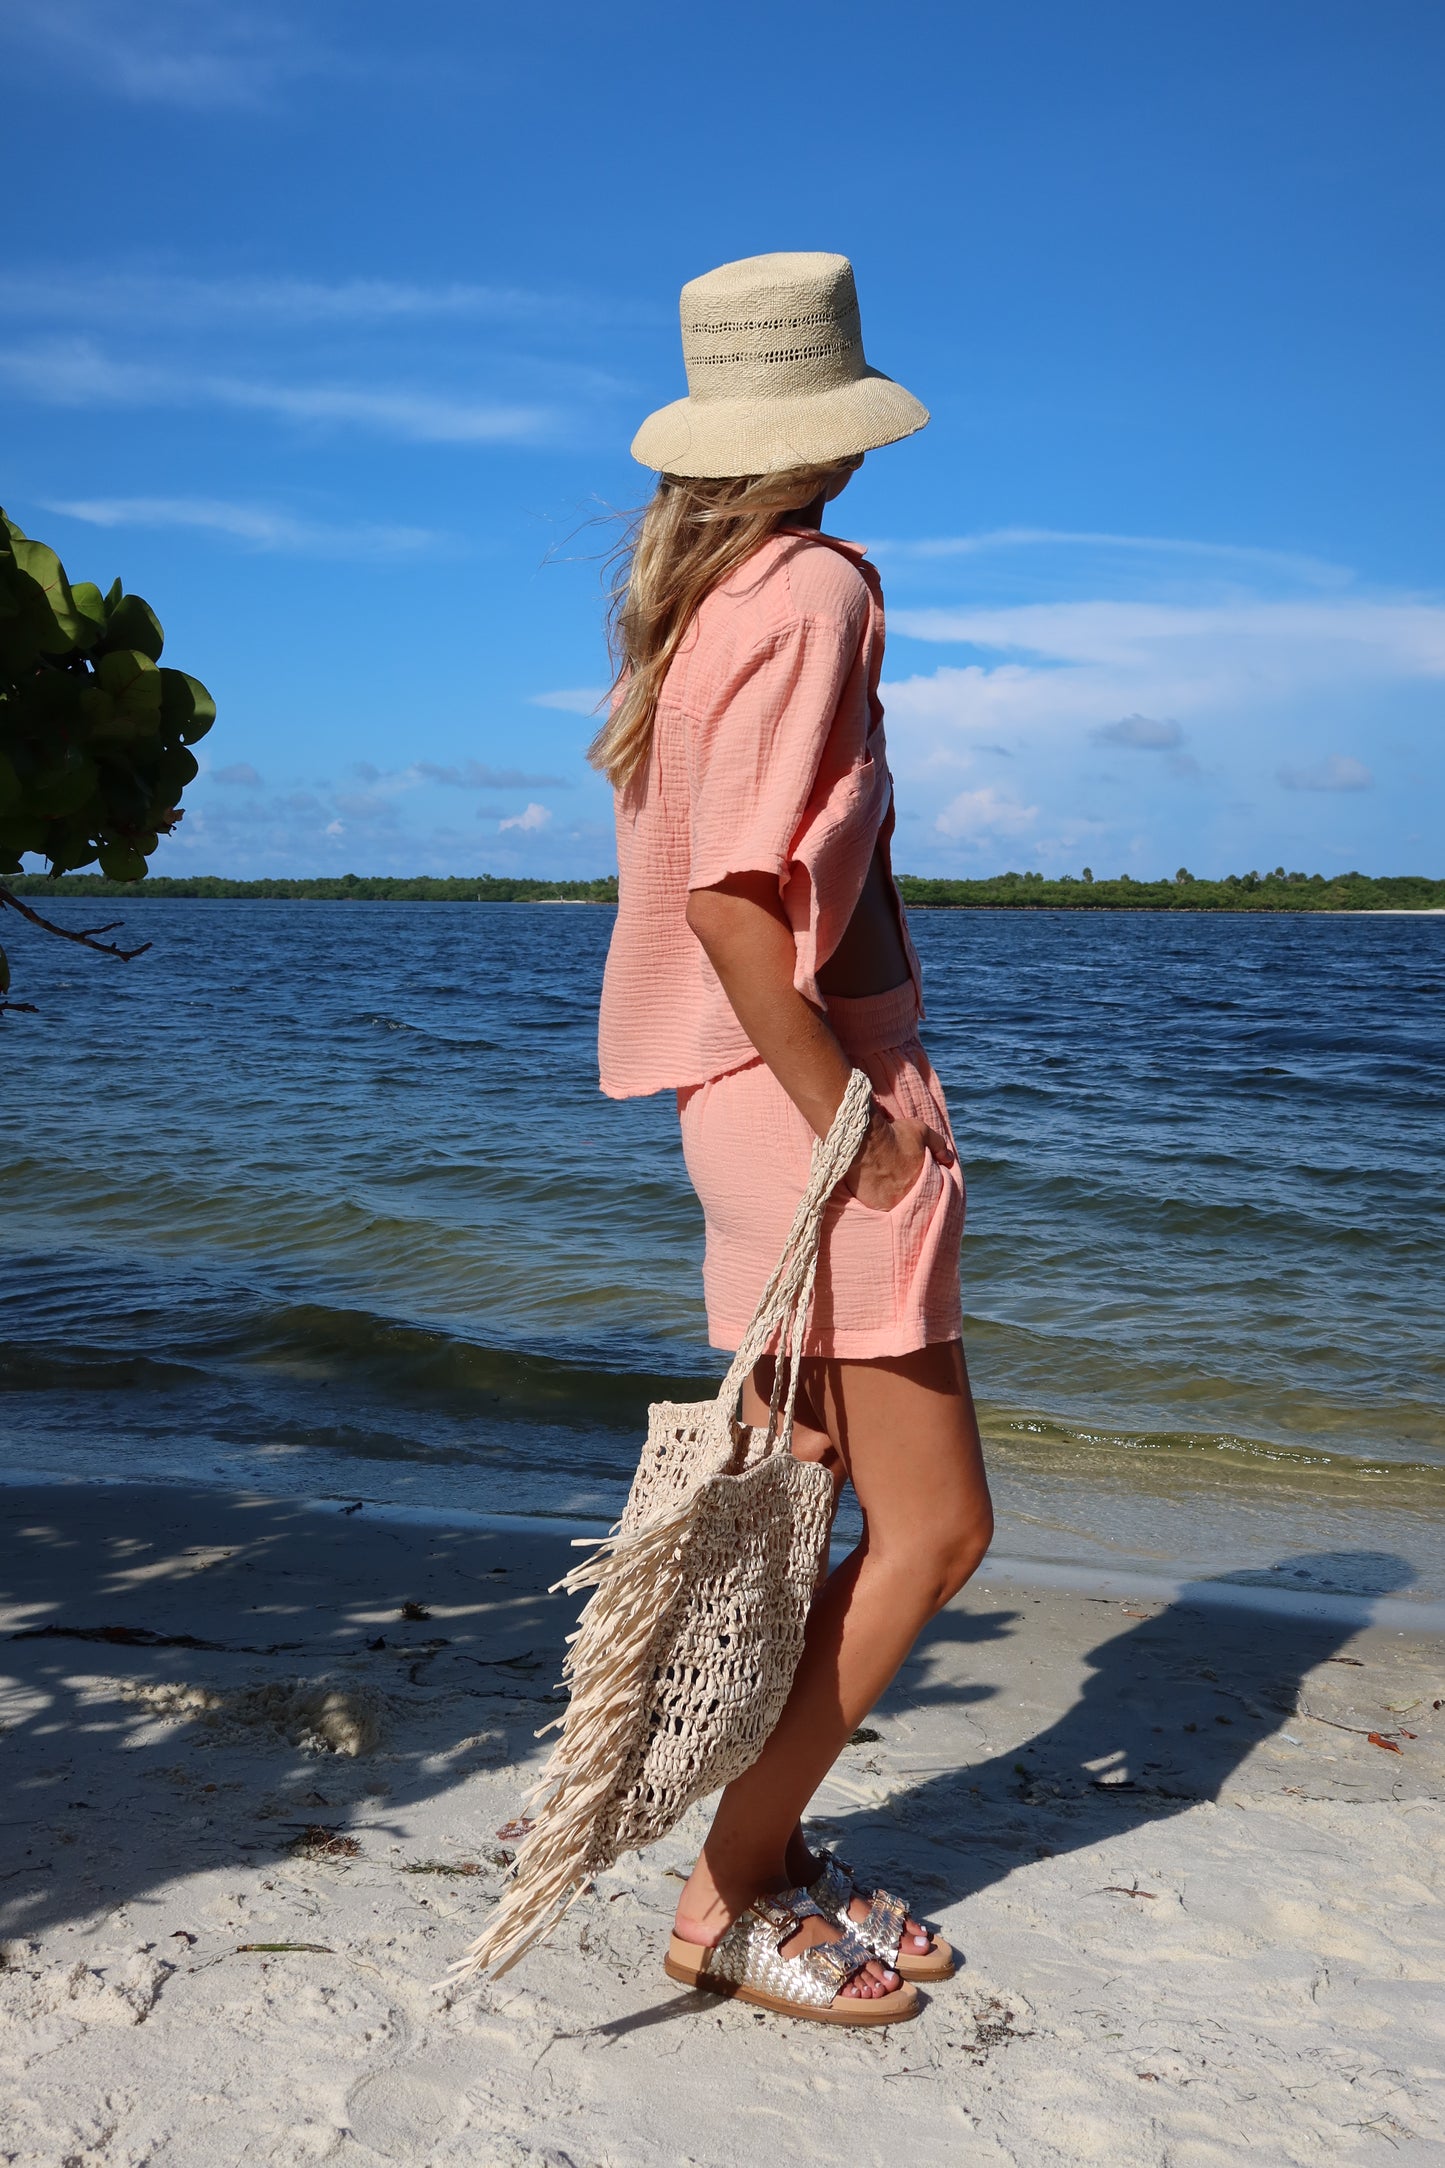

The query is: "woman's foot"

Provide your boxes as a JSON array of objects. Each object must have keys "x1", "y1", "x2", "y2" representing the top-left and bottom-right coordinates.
[
  {"x1": 785, "y1": 1827, "x2": 936, "y2": 1963},
  {"x1": 664, "y1": 1901, "x2": 920, "y2": 2027},
  {"x1": 674, "y1": 1871, "x2": 900, "y2": 1999}
]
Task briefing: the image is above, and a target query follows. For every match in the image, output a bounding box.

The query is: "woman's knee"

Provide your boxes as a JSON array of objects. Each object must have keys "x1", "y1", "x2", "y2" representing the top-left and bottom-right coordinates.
[{"x1": 885, "y1": 1501, "x2": 993, "y2": 1614}]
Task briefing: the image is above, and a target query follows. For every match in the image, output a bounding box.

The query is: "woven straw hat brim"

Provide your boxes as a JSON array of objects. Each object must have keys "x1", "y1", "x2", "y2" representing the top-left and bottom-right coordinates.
[{"x1": 631, "y1": 368, "x2": 928, "y2": 479}]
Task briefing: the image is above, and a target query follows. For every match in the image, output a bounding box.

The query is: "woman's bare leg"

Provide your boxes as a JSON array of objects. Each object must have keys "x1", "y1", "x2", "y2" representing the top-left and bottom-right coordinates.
[
  {"x1": 749, "y1": 1367, "x2": 937, "y2": 1958},
  {"x1": 673, "y1": 1339, "x2": 993, "y2": 1996}
]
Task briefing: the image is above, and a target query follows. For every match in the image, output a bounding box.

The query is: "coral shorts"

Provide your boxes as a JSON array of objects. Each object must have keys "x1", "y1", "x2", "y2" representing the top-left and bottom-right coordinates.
[{"x1": 677, "y1": 982, "x2": 965, "y2": 1360}]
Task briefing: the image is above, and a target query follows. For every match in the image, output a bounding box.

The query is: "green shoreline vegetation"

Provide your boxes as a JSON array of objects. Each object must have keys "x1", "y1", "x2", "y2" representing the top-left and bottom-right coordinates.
[{"x1": 8, "y1": 867, "x2": 1445, "y2": 911}]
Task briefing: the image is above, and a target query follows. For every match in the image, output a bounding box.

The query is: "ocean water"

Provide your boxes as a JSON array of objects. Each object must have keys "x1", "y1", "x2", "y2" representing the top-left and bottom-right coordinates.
[{"x1": 3, "y1": 900, "x2": 1443, "y2": 1602}]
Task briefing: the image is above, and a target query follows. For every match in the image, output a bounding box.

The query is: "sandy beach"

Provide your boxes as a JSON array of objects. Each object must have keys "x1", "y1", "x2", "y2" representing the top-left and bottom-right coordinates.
[{"x1": 1, "y1": 1480, "x2": 1441, "y2": 2167}]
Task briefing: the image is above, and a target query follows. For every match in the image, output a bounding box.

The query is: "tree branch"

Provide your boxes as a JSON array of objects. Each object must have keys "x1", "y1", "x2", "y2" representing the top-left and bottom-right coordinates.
[{"x1": 0, "y1": 881, "x2": 152, "y2": 961}]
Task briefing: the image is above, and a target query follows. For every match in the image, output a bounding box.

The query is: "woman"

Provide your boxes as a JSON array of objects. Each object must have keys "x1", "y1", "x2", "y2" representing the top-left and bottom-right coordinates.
[{"x1": 594, "y1": 253, "x2": 994, "y2": 2025}]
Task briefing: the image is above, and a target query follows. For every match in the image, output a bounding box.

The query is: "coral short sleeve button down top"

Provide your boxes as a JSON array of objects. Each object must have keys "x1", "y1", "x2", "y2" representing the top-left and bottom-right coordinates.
[{"x1": 598, "y1": 529, "x2": 922, "y2": 1099}]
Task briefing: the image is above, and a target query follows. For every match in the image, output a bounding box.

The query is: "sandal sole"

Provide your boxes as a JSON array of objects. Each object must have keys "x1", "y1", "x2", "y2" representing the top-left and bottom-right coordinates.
[
  {"x1": 664, "y1": 1936, "x2": 920, "y2": 2026},
  {"x1": 893, "y1": 1940, "x2": 957, "y2": 1982}
]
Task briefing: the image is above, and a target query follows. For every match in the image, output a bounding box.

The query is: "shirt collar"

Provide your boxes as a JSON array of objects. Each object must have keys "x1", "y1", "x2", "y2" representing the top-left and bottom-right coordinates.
[{"x1": 775, "y1": 526, "x2": 870, "y2": 562}]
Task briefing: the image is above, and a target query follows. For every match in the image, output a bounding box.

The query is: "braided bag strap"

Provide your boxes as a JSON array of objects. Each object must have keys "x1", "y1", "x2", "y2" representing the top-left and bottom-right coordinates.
[{"x1": 711, "y1": 1067, "x2": 873, "y2": 1457}]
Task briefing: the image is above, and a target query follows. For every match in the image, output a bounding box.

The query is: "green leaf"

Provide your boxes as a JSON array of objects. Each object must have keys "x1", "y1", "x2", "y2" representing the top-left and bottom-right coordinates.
[
  {"x1": 159, "y1": 669, "x2": 216, "y2": 744},
  {"x1": 46, "y1": 817, "x2": 101, "y2": 875},
  {"x1": 87, "y1": 709, "x2": 146, "y2": 746},
  {"x1": 69, "y1": 581, "x2": 108, "y2": 643},
  {"x1": 10, "y1": 535, "x2": 88, "y2": 653},
  {"x1": 32, "y1": 756, "x2": 98, "y2": 819},
  {"x1": 99, "y1": 763, "x2": 153, "y2": 824},
  {"x1": 152, "y1": 744, "x2": 199, "y2": 799},
  {"x1": 97, "y1": 842, "x2": 148, "y2": 881},
  {"x1": 96, "y1": 649, "x2": 163, "y2": 722},
  {"x1": 0, "y1": 817, "x2": 47, "y2": 861},
  {"x1": 0, "y1": 750, "x2": 19, "y2": 815},
  {"x1": 104, "y1": 592, "x2": 164, "y2": 661},
  {"x1": 77, "y1": 682, "x2": 117, "y2": 730}
]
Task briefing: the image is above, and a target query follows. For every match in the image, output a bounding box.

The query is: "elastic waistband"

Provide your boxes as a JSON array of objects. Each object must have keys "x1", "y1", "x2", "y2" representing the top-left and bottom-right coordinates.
[{"x1": 823, "y1": 978, "x2": 921, "y2": 1057}]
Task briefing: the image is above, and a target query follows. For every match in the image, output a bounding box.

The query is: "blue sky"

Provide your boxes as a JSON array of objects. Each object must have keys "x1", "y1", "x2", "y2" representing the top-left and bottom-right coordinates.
[{"x1": 4, "y1": 0, "x2": 1442, "y2": 879}]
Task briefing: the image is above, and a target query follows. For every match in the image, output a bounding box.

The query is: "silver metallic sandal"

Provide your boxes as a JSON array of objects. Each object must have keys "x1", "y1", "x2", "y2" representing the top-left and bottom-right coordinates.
[
  {"x1": 806, "y1": 1850, "x2": 957, "y2": 1981},
  {"x1": 663, "y1": 1889, "x2": 920, "y2": 2026}
]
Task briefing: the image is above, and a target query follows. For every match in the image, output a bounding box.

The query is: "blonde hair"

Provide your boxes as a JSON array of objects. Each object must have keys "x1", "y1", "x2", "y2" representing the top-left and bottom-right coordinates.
[{"x1": 588, "y1": 463, "x2": 854, "y2": 792}]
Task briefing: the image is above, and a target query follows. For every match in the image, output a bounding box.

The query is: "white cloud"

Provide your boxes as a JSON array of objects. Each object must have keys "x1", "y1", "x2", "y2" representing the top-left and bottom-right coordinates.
[
  {"x1": 1091, "y1": 714, "x2": 1184, "y2": 750},
  {"x1": 874, "y1": 527, "x2": 1351, "y2": 590},
  {"x1": 172, "y1": 760, "x2": 576, "y2": 868},
  {"x1": 0, "y1": 342, "x2": 165, "y2": 405},
  {"x1": 2, "y1": 0, "x2": 324, "y2": 111},
  {"x1": 529, "y1": 687, "x2": 607, "y2": 714},
  {"x1": 332, "y1": 789, "x2": 400, "y2": 823},
  {"x1": 871, "y1": 528, "x2": 1445, "y2": 870},
  {"x1": 0, "y1": 341, "x2": 554, "y2": 445},
  {"x1": 214, "y1": 375, "x2": 550, "y2": 444},
  {"x1": 0, "y1": 272, "x2": 561, "y2": 326},
  {"x1": 412, "y1": 760, "x2": 568, "y2": 789},
  {"x1": 889, "y1": 597, "x2": 1445, "y2": 679},
  {"x1": 881, "y1": 593, "x2": 1445, "y2": 770},
  {"x1": 498, "y1": 802, "x2": 553, "y2": 834},
  {"x1": 1277, "y1": 756, "x2": 1374, "y2": 792},
  {"x1": 934, "y1": 787, "x2": 1040, "y2": 840},
  {"x1": 43, "y1": 495, "x2": 442, "y2": 557}
]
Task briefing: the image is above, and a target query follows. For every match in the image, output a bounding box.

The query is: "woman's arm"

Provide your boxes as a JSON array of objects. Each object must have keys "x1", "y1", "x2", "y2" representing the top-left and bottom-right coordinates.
[{"x1": 685, "y1": 872, "x2": 953, "y2": 1211}]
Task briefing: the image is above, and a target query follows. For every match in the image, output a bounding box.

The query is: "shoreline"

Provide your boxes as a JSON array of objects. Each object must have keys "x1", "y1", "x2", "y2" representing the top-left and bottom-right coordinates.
[
  {"x1": 2, "y1": 1476, "x2": 1441, "y2": 2161},
  {"x1": 6, "y1": 1460, "x2": 1441, "y2": 1623}
]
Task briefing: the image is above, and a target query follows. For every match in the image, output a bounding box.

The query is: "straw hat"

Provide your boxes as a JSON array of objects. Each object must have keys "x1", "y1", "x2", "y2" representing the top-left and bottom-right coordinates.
[{"x1": 631, "y1": 251, "x2": 929, "y2": 478}]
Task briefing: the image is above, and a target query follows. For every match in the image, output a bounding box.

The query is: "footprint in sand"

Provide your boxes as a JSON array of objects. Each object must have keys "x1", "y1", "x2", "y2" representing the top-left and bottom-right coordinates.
[{"x1": 345, "y1": 2067, "x2": 468, "y2": 2157}]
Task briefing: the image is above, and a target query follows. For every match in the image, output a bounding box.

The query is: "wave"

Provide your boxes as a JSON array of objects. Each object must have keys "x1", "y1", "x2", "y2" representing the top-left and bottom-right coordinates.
[
  {"x1": 983, "y1": 1413, "x2": 1445, "y2": 1505},
  {"x1": 0, "y1": 1305, "x2": 714, "y2": 1437},
  {"x1": 7, "y1": 1298, "x2": 1443, "y2": 1516}
]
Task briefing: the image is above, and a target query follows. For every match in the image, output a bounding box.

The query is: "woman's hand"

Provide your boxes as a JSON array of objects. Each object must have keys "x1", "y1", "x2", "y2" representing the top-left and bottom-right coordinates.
[
  {"x1": 683, "y1": 879, "x2": 954, "y2": 1205},
  {"x1": 845, "y1": 1107, "x2": 954, "y2": 1213}
]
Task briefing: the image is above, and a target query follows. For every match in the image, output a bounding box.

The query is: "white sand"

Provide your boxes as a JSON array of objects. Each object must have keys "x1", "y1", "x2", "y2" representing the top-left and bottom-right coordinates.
[{"x1": 2, "y1": 1482, "x2": 1441, "y2": 2167}]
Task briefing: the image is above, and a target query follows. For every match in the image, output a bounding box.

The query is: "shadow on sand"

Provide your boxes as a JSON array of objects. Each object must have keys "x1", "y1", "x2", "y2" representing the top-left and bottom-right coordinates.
[
  {"x1": 0, "y1": 1482, "x2": 1421, "y2": 1953},
  {"x1": 821, "y1": 1549, "x2": 1420, "y2": 1913}
]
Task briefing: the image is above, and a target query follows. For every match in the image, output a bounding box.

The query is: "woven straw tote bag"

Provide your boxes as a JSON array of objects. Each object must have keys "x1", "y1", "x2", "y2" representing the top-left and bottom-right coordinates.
[{"x1": 451, "y1": 1067, "x2": 874, "y2": 1982}]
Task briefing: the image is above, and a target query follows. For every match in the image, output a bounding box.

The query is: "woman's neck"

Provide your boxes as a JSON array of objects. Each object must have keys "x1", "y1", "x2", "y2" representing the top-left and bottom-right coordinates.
[{"x1": 779, "y1": 490, "x2": 826, "y2": 531}]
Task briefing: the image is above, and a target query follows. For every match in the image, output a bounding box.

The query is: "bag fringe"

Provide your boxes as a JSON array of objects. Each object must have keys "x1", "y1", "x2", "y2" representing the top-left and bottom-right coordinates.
[
  {"x1": 445, "y1": 1069, "x2": 874, "y2": 1988},
  {"x1": 444, "y1": 1497, "x2": 694, "y2": 1984}
]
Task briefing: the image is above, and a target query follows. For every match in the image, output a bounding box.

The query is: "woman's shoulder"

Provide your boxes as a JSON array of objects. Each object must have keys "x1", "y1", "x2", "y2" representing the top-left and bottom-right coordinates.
[
  {"x1": 707, "y1": 531, "x2": 871, "y2": 640},
  {"x1": 777, "y1": 531, "x2": 872, "y2": 625}
]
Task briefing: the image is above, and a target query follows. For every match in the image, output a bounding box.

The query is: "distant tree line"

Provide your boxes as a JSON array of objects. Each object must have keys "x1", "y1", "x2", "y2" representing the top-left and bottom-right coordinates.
[
  {"x1": 896, "y1": 868, "x2": 1445, "y2": 912},
  {"x1": 8, "y1": 867, "x2": 1444, "y2": 910},
  {"x1": 7, "y1": 872, "x2": 622, "y2": 903}
]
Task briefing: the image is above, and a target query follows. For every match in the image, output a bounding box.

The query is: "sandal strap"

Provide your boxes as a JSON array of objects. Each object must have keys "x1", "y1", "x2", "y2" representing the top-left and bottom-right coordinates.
[
  {"x1": 706, "y1": 1894, "x2": 875, "y2": 2010},
  {"x1": 751, "y1": 1886, "x2": 828, "y2": 1946},
  {"x1": 774, "y1": 1914, "x2": 876, "y2": 2000},
  {"x1": 860, "y1": 1888, "x2": 909, "y2": 1965},
  {"x1": 807, "y1": 1849, "x2": 910, "y2": 1966},
  {"x1": 810, "y1": 1852, "x2": 854, "y2": 1915}
]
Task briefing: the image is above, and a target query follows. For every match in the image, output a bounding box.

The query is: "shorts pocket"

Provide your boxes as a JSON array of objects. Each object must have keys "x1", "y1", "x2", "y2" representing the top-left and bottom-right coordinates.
[{"x1": 844, "y1": 1142, "x2": 940, "y2": 1219}]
